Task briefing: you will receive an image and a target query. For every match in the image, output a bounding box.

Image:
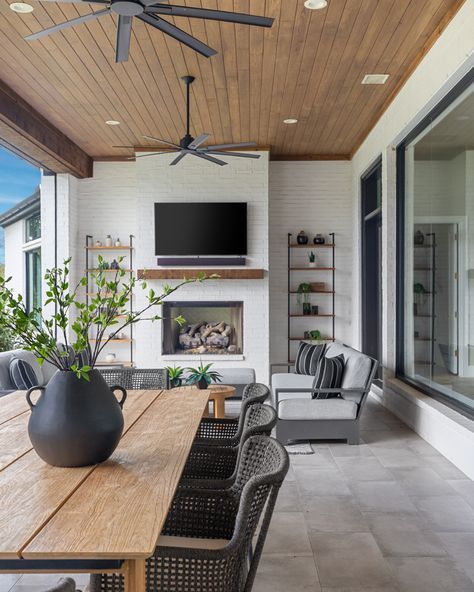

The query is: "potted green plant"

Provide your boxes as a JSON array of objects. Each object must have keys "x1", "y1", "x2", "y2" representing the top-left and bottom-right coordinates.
[
  {"x1": 308, "y1": 329, "x2": 323, "y2": 341},
  {"x1": 0, "y1": 256, "x2": 214, "y2": 467},
  {"x1": 166, "y1": 365, "x2": 185, "y2": 388},
  {"x1": 308, "y1": 251, "x2": 316, "y2": 268},
  {"x1": 185, "y1": 363, "x2": 222, "y2": 390}
]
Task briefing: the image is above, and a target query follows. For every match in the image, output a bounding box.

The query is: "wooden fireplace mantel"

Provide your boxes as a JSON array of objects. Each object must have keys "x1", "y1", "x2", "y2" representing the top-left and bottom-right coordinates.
[{"x1": 137, "y1": 268, "x2": 265, "y2": 280}]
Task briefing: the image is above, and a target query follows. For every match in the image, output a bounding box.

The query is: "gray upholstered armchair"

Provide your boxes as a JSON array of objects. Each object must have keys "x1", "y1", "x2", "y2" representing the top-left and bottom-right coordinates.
[{"x1": 271, "y1": 343, "x2": 378, "y2": 445}]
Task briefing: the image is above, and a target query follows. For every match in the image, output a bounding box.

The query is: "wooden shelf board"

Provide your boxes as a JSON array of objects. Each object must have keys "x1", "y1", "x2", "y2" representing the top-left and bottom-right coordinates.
[
  {"x1": 289, "y1": 337, "x2": 335, "y2": 341},
  {"x1": 86, "y1": 269, "x2": 133, "y2": 273},
  {"x1": 290, "y1": 314, "x2": 335, "y2": 318},
  {"x1": 95, "y1": 361, "x2": 134, "y2": 367},
  {"x1": 89, "y1": 339, "x2": 132, "y2": 343},
  {"x1": 138, "y1": 268, "x2": 265, "y2": 280},
  {"x1": 86, "y1": 246, "x2": 133, "y2": 251},
  {"x1": 289, "y1": 244, "x2": 335, "y2": 249},
  {"x1": 289, "y1": 267, "x2": 335, "y2": 271},
  {"x1": 289, "y1": 290, "x2": 334, "y2": 294}
]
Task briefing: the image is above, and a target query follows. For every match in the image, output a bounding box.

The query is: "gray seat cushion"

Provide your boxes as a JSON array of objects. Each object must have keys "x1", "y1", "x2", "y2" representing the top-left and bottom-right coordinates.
[
  {"x1": 211, "y1": 367, "x2": 255, "y2": 399},
  {"x1": 278, "y1": 398, "x2": 358, "y2": 420}
]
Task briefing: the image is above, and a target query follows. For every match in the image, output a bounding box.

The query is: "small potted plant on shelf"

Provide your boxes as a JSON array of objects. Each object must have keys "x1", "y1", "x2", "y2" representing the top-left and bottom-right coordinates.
[
  {"x1": 0, "y1": 255, "x2": 215, "y2": 468},
  {"x1": 297, "y1": 282, "x2": 311, "y2": 315},
  {"x1": 185, "y1": 363, "x2": 222, "y2": 390},
  {"x1": 308, "y1": 251, "x2": 316, "y2": 268},
  {"x1": 166, "y1": 365, "x2": 185, "y2": 388},
  {"x1": 308, "y1": 329, "x2": 324, "y2": 342}
]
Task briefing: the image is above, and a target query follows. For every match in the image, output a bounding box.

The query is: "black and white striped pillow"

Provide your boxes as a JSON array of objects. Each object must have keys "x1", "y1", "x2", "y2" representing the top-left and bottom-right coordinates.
[
  {"x1": 311, "y1": 354, "x2": 344, "y2": 399},
  {"x1": 294, "y1": 342, "x2": 326, "y2": 375},
  {"x1": 9, "y1": 358, "x2": 39, "y2": 390}
]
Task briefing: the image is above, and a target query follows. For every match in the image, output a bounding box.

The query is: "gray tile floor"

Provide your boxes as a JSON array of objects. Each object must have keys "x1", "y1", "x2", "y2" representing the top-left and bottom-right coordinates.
[{"x1": 1, "y1": 397, "x2": 474, "y2": 592}]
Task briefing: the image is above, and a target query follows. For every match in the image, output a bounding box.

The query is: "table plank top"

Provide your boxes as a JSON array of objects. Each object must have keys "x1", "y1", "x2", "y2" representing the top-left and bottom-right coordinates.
[
  {"x1": 22, "y1": 389, "x2": 209, "y2": 560},
  {"x1": 0, "y1": 390, "x2": 28, "y2": 426},
  {"x1": 0, "y1": 389, "x2": 164, "y2": 559}
]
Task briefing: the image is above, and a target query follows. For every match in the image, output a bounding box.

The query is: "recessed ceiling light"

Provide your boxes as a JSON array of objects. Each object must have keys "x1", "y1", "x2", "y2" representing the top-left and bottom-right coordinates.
[
  {"x1": 10, "y1": 2, "x2": 34, "y2": 13},
  {"x1": 304, "y1": 0, "x2": 327, "y2": 9},
  {"x1": 362, "y1": 74, "x2": 389, "y2": 85},
  {"x1": 283, "y1": 118, "x2": 298, "y2": 124},
  {"x1": 105, "y1": 120, "x2": 121, "y2": 126}
]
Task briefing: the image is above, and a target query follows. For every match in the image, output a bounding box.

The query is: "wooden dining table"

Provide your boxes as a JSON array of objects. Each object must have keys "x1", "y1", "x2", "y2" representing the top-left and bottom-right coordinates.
[{"x1": 0, "y1": 387, "x2": 209, "y2": 592}]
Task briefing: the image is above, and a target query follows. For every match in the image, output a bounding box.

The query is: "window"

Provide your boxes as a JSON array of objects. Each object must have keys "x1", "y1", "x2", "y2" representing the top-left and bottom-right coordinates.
[
  {"x1": 25, "y1": 211, "x2": 41, "y2": 242},
  {"x1": 26, "y1": 248, "x2": 41, "y2": 313},
  {"x1": 397, "y1": 70, "x2": 474, "y2": 415}
]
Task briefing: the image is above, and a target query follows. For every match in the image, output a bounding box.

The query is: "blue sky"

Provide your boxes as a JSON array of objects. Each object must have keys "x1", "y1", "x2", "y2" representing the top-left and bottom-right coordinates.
[{"x1": 0, "y1": 147, "x2": 41, "y2": 263}]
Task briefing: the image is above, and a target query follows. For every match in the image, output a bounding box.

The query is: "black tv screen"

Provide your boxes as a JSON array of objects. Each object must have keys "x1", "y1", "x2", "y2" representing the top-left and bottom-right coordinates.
[{"x1": 155, "y1": 202, "x2": 247, "y2": 256}]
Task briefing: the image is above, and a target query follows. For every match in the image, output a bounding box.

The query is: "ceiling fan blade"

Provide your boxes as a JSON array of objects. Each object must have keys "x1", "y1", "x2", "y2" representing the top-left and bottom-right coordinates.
[
  {"x1": 188, "y1": 133, "x2": 210, "y2": 150},
  {"x1": 204, "y1": 151, "x2": 261, "y2": 159},
  {"x1": 25, "y1": 8, "x2": 110, "y2": 41},
  {"x1": 170, "y1": 152, "x2": 187, "y2": 166},
  {"x1": 113, "y1": 145, "x2": 136, "y2": 149},
  {"x1": 34, "y1": 0, "x2": 108, "y2": 3},
  {"x1": 143, "y1": 135, "x2": 181, "y2": 149},
  {"x1": 203, "y1": 141, "x2": 257, "y2": 150},
  {"x1": 116, "y1": 14, "x2": 133, "y2": 63},
  {"x1": 144, "y1": 4, "x2": 274, "y2": 28},
  {"x1": 136, "y1": 151, "x2": 180, "y2": 158},
  {"x1": 192, "y1": 152, "x2": 227, "y2": 166},
  {"x1": 137, "y1": 13, "x2": 217, "y2": 58}
]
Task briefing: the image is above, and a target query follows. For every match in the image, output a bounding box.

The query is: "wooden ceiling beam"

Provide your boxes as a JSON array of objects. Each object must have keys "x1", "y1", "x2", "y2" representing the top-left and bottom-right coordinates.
[{"x1": 0, "y1": 78, "x2": 92, "y2": 178}]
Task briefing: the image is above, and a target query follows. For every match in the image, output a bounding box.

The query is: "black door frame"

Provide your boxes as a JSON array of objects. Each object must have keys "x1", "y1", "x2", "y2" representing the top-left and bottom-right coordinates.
[{"x1": 361, "y1": 156, "x2": 383, "y2": 382}]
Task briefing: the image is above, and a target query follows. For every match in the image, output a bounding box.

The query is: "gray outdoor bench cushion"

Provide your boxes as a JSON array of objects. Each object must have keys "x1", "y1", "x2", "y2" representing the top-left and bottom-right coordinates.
[
  {"x1": 279, "y1": 398, "x2": 358, "y2": 420},
  {"x1": 212, "y1": 367, "x2": 256, "y2": 399},
  {"x1": 272, "y1": 343, "x2": 378, "y2": 445}
]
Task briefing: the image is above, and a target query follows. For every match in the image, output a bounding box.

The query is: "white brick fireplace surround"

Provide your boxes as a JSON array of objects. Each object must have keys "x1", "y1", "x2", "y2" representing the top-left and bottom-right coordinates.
[{"x1": 41, "y1": 156, "x2": 354, "y2": 385}]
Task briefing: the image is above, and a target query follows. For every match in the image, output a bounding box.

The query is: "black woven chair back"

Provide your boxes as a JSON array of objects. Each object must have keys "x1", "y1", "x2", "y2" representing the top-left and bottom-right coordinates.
[
  {"x1": 234, "y1": 436, "x2": 289, "y2": 592},
  {"x1": 242, "y1": 382, "x2": 270, "y2": 404},
  {"x1": 242, "y1": 403, "x2": 277, "y2": 441},
  {"x1": 99, "y1": 368, "x2": 169, "y2": 390}
]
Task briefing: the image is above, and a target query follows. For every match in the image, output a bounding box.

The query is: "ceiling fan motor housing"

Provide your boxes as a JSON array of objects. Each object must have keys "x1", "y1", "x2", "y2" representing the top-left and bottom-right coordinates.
[
  {"x1": 111, "y1": 1, "x2": 144, "y2": 16},
  {"x1": 180, "y1": 134, "x2": 195, "y2": 149}
]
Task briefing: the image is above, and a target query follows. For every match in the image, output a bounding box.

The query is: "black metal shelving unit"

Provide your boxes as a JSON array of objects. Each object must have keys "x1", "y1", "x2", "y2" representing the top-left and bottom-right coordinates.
[
  {"x1": 287, "y1": 232, "x2": 336, "y2": 363},
  {"x1": 85, "y1": 234, "x2": 135, "y2": 367}
]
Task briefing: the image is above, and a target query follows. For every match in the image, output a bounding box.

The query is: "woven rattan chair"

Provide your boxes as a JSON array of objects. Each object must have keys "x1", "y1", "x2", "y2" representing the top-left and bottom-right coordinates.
[
  {"x1": 90, "y1": 435, "x2": 289, "y2": 592},
  {"x1": 42, "y1": 578, "x2": 78, "y2": 592},
  {"x1": 194, "y1": 383, "x2": 270, "y2": 446},
  {"x1": 99, "y1": 368, "x2": 169, "y2": 390},
  {"x1": 180, "y1": 403, "x2": 277, "y2": 487}
]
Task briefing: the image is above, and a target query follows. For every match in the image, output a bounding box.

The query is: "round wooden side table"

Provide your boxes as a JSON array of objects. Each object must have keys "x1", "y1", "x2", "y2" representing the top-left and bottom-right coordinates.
[{"x1": 207, "y1": 384, "x2": 236, "y2": 418}]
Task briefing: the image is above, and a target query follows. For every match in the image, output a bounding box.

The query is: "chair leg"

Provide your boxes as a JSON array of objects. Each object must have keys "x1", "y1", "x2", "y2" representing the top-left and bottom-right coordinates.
[{"x1": 346, "y1": 423, "x2": 360, "y2": 445}]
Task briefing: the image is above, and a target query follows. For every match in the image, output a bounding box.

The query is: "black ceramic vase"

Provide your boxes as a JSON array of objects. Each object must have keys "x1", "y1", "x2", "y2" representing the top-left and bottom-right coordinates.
[
  {"x1": 26, "y1": 369, "x2": 127, "y2": 467},
  {"x1": 196, "y1": 377, "x2": 209, "y2": 390}
]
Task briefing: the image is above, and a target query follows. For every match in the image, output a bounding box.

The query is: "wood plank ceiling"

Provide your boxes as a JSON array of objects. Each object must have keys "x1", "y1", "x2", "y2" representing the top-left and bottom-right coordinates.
[{"x1": 0, "y1": 0, "x2": 466, "y2": 161}]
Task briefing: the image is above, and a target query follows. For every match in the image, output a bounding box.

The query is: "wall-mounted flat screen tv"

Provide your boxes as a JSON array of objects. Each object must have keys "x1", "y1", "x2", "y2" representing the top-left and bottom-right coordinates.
[{"x1": 155, "y1": 202, "x2": 247, "y2": 256}]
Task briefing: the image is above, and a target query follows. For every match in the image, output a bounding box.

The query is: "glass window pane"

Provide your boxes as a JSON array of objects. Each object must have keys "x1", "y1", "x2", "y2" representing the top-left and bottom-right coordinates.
[
  {"x1": 26, "y1": 248, "x2": 41, "y2": 313},
  {"x1": 402, "y1": 83, "x2": 474, "y2": 412},
  {"x1": 25, "y1": 212, "x2": 41, "y2": 242}
]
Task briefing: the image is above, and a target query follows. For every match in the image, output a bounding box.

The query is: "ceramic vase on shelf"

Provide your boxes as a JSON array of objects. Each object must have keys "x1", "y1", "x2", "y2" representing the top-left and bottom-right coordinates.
[
  {"x1": 414, "y1": 230, "x2": 424, "y2": 245},
  {"x1": 115, "y1": 238, "x2": 121, "y2": 247},
  {"x1": 95, "y1": 240, "x2": 102, "y2": 247},
  {"x1": 105, "y1": 352, "x2": 116, "y2": 363},
  {"x1": 313, "y1": 234, "x2": 325, "y2": 245},
  {"x1": 297, "y1": 231, "x2": 309, "y2": 245},
  {"x1": 105, "y1": 235, "x2": 113, "y2": 247}
]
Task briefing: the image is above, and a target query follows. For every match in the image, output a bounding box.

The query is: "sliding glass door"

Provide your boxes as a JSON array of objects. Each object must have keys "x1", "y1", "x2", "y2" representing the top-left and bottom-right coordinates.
[{"x1": 397, "y1": 71, "x2": 474, "y2": 415}]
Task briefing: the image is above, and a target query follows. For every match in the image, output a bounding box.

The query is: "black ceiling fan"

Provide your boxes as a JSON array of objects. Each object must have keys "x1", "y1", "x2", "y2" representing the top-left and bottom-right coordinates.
[
  {"x1": 115, "y1": 74, "x2": 261, "y2": 166},
  {"x1": 24, "y1": 0, "x2": 273, "y2": 63}
]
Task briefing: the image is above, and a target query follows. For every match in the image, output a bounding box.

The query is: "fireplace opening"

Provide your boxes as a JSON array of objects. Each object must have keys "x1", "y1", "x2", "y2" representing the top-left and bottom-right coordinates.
[{"x1": 162, "y1": 301, "x2": 243, "y2": 355}]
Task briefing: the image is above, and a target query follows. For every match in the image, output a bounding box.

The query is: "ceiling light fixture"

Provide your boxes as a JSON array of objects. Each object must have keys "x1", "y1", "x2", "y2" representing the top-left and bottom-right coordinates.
[
  {"x1": 304, "y1": 0, "x2": 327, "y2": 9},
  {"x1": 283, "y1": 118, "x2": 298, "y2": 124},
  {"x1": 105, "y1": 120, "x2": 121, "y2": 126},
  {"x1": 362, "y1": 74, "x2": 389, "y2": 85},
  {"x1": 10, "y1": 2, "x2": 34, "y2": 13}
]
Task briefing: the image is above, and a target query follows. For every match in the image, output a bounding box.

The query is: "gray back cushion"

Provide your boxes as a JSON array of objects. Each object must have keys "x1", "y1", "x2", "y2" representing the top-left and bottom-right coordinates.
[
  {"x1": 0, "y1": 349, "x2": 45, "y2": 390},
  {"x1": 325, "y1": 343, "x2": 373, "y2": 403}
]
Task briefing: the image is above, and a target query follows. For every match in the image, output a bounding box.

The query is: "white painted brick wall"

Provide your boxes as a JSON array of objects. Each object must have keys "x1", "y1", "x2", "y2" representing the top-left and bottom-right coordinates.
[{"x1": 269, "y1": 161, "x2": 354, "y2": 364}]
